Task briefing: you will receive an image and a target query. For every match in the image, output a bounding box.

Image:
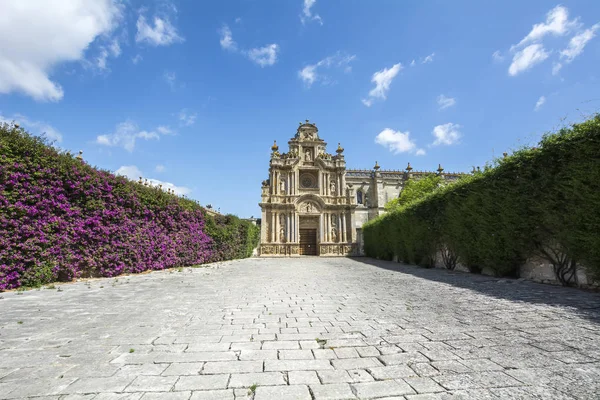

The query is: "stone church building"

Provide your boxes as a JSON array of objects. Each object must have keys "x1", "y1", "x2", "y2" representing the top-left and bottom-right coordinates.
[{"x1": 259, "y1": 121, "x2": 464, "y2": 256}]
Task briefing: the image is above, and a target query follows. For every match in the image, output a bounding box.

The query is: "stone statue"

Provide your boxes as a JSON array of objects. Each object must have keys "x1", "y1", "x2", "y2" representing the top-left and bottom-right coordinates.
[
  {"x1": 330, "y1": 181, "x2": 336, "y2": 195},
  {"x1": 331, "y1": 227, "x2": 338, "y2": 242},
  {"x1": 279, "y1": 226, "x2": 286, "y2": 243},
  {"x1": 305, "y1": 149, "x2": 312, "y2": 161},
  {"x1": 280, "y1": 179, "x2": 286, "y2": 194}
]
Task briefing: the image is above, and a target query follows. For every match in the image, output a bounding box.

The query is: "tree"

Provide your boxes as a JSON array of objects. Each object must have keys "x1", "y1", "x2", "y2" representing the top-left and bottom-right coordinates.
[{"x1": 385, "y1": 174, "x2": 444, "y2": 211}]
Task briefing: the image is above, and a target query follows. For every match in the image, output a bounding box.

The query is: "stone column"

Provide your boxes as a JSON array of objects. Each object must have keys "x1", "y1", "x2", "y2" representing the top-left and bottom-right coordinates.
[
  {"x1": 324, "y1": 212, "x2": 329, "y2": 242},
  {"x1": 350, "y1": 211, "x2": 356, "y2": 242},
  {"x1": 341, "y1": 211, "x2": 347, "y2": 243},
  {"x1": 319, "y1": 215, "x2": 324, "y2": 245},
  {"x1": 274, "y1": 211, "x2": 278, "y2": 243}
]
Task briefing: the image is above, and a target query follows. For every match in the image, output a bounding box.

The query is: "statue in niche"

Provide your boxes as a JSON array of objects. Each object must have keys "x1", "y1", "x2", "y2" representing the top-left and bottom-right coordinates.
[
  {"x1": 280, "y1": 179, "x2": 286, "y2": 194},
  {"x1": 330, "y1": 180, "x2": 336, "y2": 195},
  {"x1": 331, "y1": 227, "x2": 338, "y2": 242},
  {"x1": 279, "y1": 214, "x2": 286, "y2": 242},
  {"x1": 305, "y1": 149, "x2": 312, "y2": 162}
]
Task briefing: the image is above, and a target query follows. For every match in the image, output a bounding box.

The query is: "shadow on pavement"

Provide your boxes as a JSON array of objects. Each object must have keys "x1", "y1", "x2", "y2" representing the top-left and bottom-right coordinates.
[{"x1": 352, "y1": 256, "x2": 600, "y2": 324}]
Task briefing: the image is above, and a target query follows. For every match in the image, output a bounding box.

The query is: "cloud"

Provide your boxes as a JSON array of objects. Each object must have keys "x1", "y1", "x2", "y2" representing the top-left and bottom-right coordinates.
[
  {"x1": 362, "y1": 63, "x2": 403, "y2": 107},
  {"x1": 96, "y1": 120, "x2": 174, "y2": 152},
  {"x1": 0, "y1": 0, "x2": 122, "y2": 102},
  {"x1": 163, "y1": 71, "x2": 177, "y2": 89},
  {"x1": 301, "y1": 0, "x2": 323, "y2": 25},
  {"x1": 437, "y1": 95, "x2": 456, "y2": 110},
  {"x1": 298, "y1": 52, "x2": 356, "y2": 87},
  {"x1": 492, "y1": 50, "x2": 504, "y2": 62},
  {"x1": 560, "y1": 24, "x2": 599, "y2": 63},
  {"x1": 415, "y1": 149, "x2": 426, "y2": 156},
  {"x1": 552, "y1": 62, "x2": 563, "y2": 75},
  {"x1": 375, "y1": 128, "x2": 416, "y2": 154},
  {"x1": 116, "y1": 165, "x2": 190, "y2": 195},
  {"x1": 132, "y1": 54, "x2": 143, "y2": 64},
  {"x1": 432, "y1": 123, "x2": 461, "y2": 146},
  {"x1": 508, "y1": 44, "x2": 549, "y2": 76},
  {"x1": 155, "y1": 164, "x2": 165, "y2": 173},
  {"x1": 219, "y1": 24, "x2": 237, "y2": 51},
  {"x1": 0, "y1": 113, "x2": 63, "y2": 143},
  {"x1": 135, "y1": 14, "x2": 183, "y2": 46},
  {"x1": 178, "y1": 109, "x2": 197, "y2": 126},
  {"x1": 247, "y1": 44, "x2": 279, "y2": 67},
  {"x1": 534, "y1": 95, "x2": 546, "y2": 111},
  {"x1": 512, "y1": 6, "x2": 579, "y2": 50},
  {"x1": 422, "y1": 53, "x2": 435, "y2": 64}
]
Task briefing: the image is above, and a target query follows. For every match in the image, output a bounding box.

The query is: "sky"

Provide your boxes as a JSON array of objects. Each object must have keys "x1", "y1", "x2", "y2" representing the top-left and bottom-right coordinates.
[{"x1": 1, "y1": 0, "x2": 599, "y2": 218}]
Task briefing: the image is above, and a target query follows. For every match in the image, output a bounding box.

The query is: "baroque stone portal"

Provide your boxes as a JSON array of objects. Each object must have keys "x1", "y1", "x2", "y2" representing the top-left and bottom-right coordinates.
[{"x1": 258, "y1": 120, "x2": 464, "y2": 256}]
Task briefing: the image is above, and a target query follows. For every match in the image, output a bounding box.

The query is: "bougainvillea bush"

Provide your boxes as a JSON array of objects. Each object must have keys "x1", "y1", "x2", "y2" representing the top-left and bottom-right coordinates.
[
  {"x1": 0, "y1": 123, "x2": 259, "y2": 290},
  {"x1": 364, "y1": 115, "x2": 600, "y2": 283}
]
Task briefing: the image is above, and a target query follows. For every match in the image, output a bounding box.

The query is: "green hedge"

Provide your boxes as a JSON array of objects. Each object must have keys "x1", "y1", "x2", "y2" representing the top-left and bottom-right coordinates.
[{"x1": 364, "y1": 115, "x2": 600, "y2": 284}]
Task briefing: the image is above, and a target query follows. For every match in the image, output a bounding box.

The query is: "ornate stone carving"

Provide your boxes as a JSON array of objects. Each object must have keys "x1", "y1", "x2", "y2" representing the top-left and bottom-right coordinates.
[
  {"x1": 304, "y1": 149, "x2": 312, "y2": 161},
  {"x1": 299, "y1": 201, "x2": 319, "y2": 213}
]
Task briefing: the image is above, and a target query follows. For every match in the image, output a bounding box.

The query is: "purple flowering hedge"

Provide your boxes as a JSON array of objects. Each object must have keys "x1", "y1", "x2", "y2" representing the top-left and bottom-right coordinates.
[{"x1": 0, "y1": 123, "x2": 259, "y2": 291}]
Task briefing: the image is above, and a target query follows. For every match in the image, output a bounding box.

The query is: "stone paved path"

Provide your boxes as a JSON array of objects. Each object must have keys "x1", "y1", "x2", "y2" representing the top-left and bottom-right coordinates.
[{"x1": 1, "y1": 257, "x2": 599, "y2": 400}]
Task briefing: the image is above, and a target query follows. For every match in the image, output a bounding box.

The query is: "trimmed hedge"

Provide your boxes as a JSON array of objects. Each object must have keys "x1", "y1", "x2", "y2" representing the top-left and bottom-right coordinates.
[
  {"x1": 364, "y1": 115, "x2": 600, "y2": 284},
  {"x1": 0, "y1": 123, "x2": 259, "y2": 290}
]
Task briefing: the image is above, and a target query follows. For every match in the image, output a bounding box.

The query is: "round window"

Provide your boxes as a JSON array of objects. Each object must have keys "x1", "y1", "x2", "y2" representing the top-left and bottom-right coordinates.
[{"x1": 300, "y1": 173, "x2": 316, "y2": 188}]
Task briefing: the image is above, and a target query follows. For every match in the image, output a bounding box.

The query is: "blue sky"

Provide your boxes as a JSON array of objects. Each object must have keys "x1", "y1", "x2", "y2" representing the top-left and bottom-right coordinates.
[{"x1": 1, "y1": 1, "x2": 599, "y2": 218}]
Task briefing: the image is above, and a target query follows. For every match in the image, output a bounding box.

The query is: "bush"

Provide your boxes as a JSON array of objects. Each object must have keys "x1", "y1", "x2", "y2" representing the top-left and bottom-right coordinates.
[
  {"x1": 0, "y1": 123, "x2": 259, "y2": 290},
  {"x1": 364, "y1": 115, "x2": 600, "y2": 282}
]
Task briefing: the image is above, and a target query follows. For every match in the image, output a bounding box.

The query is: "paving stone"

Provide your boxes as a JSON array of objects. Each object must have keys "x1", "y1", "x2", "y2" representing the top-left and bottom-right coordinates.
[
  {"x1": 175, "y1": 374, "x2": 230, "y2": 390},
  {"x1": 124, "y1": 375, "x2": 178, "y2": 392},
  {"x1": 140, "y1": 392, "x2": 191, "y2": 400},
  {"x1": 161, "y1": 362, "x2": 204, "y2": 376},
  {"x1": 403, "y1": 377, "x2": 446, "y2": 393},
  {"x1": 288, "y1": 370, "x2": 321, "y2": 385},
  {"x1": 265, "y1": 360, "x2": 333, "y2": 371},
  {"x1": 1, "y1": 257, "x2": 599, "y2": 399},
  {"x1": 190, "y1": 389, "x2": 234, "y2": 399},
  {"x1": 369, "y1": 365, "x2": 416, "y2": 379},
  {"x1": 310, "y1": 383, "x2": 356, "y2": 399},
  {"x1": 203, "y1": 361, "x2": 262, "y2": 374},
  {"x1": 254, "y1": 384, "x2": 311, "y2": 400},
  {"x1": 352, "y1": 380, "x2": 416, "y2": 398},
  {"x1": 228, "y1": 372, "x2": 286, "y2": 388}
]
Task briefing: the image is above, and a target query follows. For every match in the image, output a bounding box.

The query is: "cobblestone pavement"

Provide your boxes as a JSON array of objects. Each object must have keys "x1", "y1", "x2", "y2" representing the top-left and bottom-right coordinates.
[{"x1": 1, "y1": 257, "x2": 599, "y2": 400}]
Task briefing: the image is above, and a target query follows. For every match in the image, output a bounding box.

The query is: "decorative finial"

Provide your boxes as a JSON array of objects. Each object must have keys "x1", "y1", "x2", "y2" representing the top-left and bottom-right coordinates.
[
  {"x1": 271, "y1": 140, "x2": 278, "y2": 152},
  {"x1": 76, "y1": 150, "x2": 83, "y2": 160},
  {"x1": 138, "y1": 176, "x2": 143, "y2": 184},
  {"x1": 144, "y1": 179, "x2": 148, "y2": 186},
  {"x1": 336, "y1": 142, "x2": 344, "y2": 154},
  {"x1": 437, "y1": 163, "x2": 444, "y2": 173},
  {"x1": 305, "y1": 119, "x2": 309, "y2": 123},
  {"x1": 14, "y1": 123, "x2": 20, "y2": 129},
  {"x1": 471, "y1": 166, "x2": 476, "y2": 173},
  {"x1": 373, "y1": 161, "x2": 380, "y2": 170},
  {"x1": 405, "y1": 162, "x2": 413, "y2": 172},
  {"x1": 503, "y1": 152, "x2": 508, "y2": 158}
]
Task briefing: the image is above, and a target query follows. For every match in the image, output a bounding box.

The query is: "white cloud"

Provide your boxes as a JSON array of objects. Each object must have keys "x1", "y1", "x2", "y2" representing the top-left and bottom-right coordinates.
[
  {"x1": 492, "y1": 50, "x2": 504, "y2": 62},
  {"x1": 247, "y1": 44, "x2": 279, "y2": 67},
  {"x1": 437, "y1": 95, "x2": 456, "y2": 110},
  {"x1": 410, "y1": 60, "x2": 416, "y2": 67},
  {"x1": 0, "y1": 113, "x2": 63, "y2": 142},
  {"x1": 534, "y1": 95, "x2": 546, "y2": 111},
  {"x1": 362, "y1": 63, "x2": 403, "y2": 107},
  {"x1": 551, "y1": 62, "x2": 563, "y2": 76},
  {"x1": 0, "y1": 0, "x2": 121, "y2": 102},
  {"x1": 155, "y1": 164, "x2": 165, "y2": 173},
  {"x1": 508, "y1": 44, "x2": 549, "y2": 76},
  {"x1": 96, "y1": 121, "x2": 175, "y2": 152},
  {"x1": 132, "y1": 54, "x2": 143, "y2": 64},
  {"x1": 301, "y1": 0, "x2": 323, "y2": 25},
  {"x1": 560, "y1": 24, "x2": 599, "y2": 63},
  {"x1": 163, "y1": 71, "x2": 177, "y2": 89},
  {"x1": 178, "y1": 109, "x2": 197, "y2": 126},
  {"x1": 375, "y1": 128, "x2": 416, "y2": 154},
  {"x1": 298, "y1": 52, "x2": 356, "y2": 87},
  {"x1": 135, "y1": 15, "x2": 183, "y2": 46},
  {"x1": 512, "y1": 6, "x2": 579, "y2": 50},
  {"x1": 219, "y1": 24, "x2": 237, "y2": 51},
  {"x1": 415, "y1": 149, "x2": 426, "y2": 156},
  {"x1": 432, "y1": 123, "x2": 461, "y2": 146},
  {"x1": 116, "y1": 165, "x2": 190, "y2": 195},
  {"x1": 422, "y1": 53, "x2": 435, "y2": 64}
]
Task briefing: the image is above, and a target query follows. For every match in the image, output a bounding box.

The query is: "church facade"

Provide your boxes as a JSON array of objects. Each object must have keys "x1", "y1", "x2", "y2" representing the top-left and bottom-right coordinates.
[{"x1": 258, "y1": 121, "x2": 464, "y2": 256}]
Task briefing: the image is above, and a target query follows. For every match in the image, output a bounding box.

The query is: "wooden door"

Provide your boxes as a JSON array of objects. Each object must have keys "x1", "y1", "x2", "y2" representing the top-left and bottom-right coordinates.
[{"x1": 299, "y1": 229, "x2": 317, "y2": 255}]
